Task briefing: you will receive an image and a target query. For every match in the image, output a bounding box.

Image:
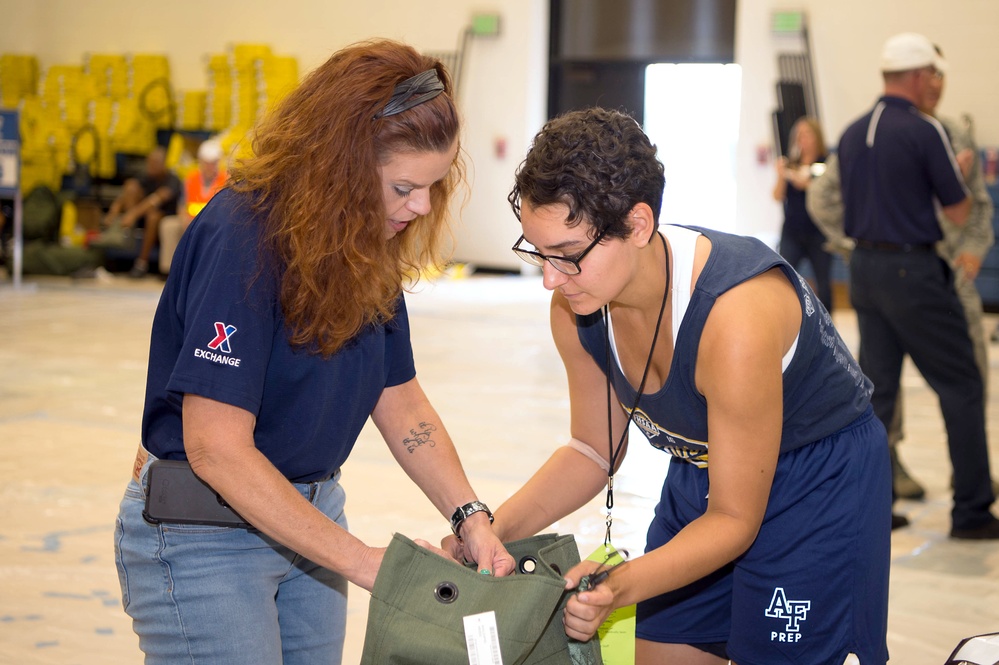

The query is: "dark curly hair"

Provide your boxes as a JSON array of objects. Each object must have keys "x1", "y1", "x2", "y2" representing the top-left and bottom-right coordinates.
[{"x1": 508, "y1": 107, "x2": 665, "y2": 241}]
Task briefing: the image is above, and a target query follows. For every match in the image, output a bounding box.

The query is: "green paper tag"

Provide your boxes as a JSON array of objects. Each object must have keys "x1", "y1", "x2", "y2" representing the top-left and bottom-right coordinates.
[{"x1": 585, "y1": 543, "x2": 636, "y2": 665}]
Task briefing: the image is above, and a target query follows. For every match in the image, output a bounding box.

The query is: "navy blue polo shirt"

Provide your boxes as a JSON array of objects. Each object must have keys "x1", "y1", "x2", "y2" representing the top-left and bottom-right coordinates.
[
  {"x1": 140, "y1": 188, "x2": 417, "y2": 482},
  {"x1": 838, "y1": 95, "x2": 969, "y2": 244}
]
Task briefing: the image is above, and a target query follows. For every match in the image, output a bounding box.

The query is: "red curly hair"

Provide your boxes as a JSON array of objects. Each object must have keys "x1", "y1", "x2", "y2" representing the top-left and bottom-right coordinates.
[{"x1": 228, "y1": 39, "x2": 463, "y2": 356}]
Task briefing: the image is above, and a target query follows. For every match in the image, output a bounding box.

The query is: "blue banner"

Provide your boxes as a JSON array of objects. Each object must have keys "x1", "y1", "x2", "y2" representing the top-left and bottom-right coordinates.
[{"x1": 0, "y1": 110, "x2": 21, "y2": 197}]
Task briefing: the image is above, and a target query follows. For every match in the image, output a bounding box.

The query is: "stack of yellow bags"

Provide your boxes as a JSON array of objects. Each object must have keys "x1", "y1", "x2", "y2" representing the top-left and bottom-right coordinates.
[
  {"x1": 229, "y1": 43, "x2": 270, "y2": 131},
  {"x1": 175, "y1": 90, "x2": 207, "y2": 132},
  {"x1": 81, "y1": 54, "x2": 130, "y2": 178},
  {"x1": 256, "y1": 54, "x2": 298, "y2": 118},
  {"x1": 17, "y1": 96, "x2": 64, "y2": 193},
  {"x1": 17, "y1": 64, "x2": 97, "y2": 192},
  {"x1": 0, "y1": 54, "x2": 39, "y2": 109},
  {"x1": 214, "y1": 44, "x2": 300, "y2": 164},
  {"x1": 128, "y1": 53, "x2": 172, "y2": 129},
  {"x1": 86, "y1": 53, "x2": 129, "y2": 100},
  {"x1": 204, "y1": 53, "x2": 232, "y2": 132}
]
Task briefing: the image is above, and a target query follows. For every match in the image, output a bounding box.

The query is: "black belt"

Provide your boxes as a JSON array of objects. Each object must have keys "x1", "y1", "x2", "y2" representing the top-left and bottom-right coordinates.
[{"x1": 854, "y1": 239, "x2": 934, "y2": 253}]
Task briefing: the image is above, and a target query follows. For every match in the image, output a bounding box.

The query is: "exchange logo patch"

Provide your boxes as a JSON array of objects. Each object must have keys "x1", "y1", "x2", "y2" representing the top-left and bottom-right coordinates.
[
  {"x1": 195, "y1": 322, "x2": 242, "y2": 367},
  {"x1": 208, "y1": 322, "x2": 237, "y2": 353}
]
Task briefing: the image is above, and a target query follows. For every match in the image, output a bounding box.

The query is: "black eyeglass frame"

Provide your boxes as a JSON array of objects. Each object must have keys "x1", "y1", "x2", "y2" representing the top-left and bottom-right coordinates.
[{"x1": 511, "y1": 226, "x2": 610, "y2": 275}]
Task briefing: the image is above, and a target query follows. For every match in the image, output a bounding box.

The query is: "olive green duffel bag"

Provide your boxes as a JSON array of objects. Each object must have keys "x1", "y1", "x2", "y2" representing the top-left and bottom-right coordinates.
[{"x1": 361, "y1": 532, "x2": 603, "y2": 665}]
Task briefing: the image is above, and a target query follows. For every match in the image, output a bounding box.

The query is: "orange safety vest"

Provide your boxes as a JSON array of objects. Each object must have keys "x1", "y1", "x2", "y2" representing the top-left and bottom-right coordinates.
[{"x1": 185, "y1": 169, "x2": 227, "y2": 218}]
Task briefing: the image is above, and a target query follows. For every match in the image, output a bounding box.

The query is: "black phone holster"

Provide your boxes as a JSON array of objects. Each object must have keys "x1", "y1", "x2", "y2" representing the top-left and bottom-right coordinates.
[{"x1": 142, "y1": 459, "x2": 253, "y2": 528}]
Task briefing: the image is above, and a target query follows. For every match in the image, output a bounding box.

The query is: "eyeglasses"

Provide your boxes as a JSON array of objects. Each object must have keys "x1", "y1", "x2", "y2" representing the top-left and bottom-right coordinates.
[
  {"x1": 921, "y1": 66, "x2": 944, "y2": 80},
  {"x1": 511, "y1": 226, "x2": 609, "y2": 275}
]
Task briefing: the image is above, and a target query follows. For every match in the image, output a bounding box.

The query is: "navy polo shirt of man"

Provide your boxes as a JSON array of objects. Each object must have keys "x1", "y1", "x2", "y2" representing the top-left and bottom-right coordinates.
[{"x1": 837, "y1": 33, "x2": 997, "y2": 538}]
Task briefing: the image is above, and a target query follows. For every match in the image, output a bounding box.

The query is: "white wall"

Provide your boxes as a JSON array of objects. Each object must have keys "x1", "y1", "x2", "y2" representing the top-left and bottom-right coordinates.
[
  {"x1": 2, "y1": 0, "x2": 998, "y2": 266},
  {"x1": 0, "y1": 0, "x2": 548, "y2": 270},
  {"x1": 735, "y1": 0, "x2": 999, "y2": 242}
]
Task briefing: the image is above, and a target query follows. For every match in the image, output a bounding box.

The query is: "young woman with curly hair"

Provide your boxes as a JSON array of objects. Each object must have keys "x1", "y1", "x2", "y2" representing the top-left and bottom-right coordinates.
[
  {"x1": 478, "y1": 107, "x2": 891, "y2": 665},
  {"x1": 114, "y1": 39, "x2": 513, "y2": 664}
]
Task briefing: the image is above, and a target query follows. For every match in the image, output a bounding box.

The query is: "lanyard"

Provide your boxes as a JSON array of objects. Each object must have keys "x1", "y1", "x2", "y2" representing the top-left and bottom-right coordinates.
[{"x1": 601, "y1": 231, "x2": 670, "y2": 546}]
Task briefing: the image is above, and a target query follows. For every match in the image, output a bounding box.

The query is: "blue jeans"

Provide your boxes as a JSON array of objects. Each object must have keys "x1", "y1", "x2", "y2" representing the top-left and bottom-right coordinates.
[{"x1": 114, "y1": 453, "x2": 349, "y2": 664}]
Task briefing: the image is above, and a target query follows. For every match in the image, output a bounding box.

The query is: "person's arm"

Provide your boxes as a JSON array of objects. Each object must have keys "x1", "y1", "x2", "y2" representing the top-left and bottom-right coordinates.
[
  {"x1": 563, "y1": 266, "x2": 794, "y2": 640},
  {"x1": 103, "y1": 179, "x2": 136, "y2": 225},
  {"x1": 119, "y1": 184, "x2": 177, "y2": 227},
  {"x1": 183, "y1": 395, "x2": 389, "y2": 591},
  {"x1": 490, "y1": 291, "x2": 630, "y2": 543},
  {"x1": 804, "y1": 155, "x2": 854, "y2": 259},
  {"x1": 943, "y1": 128, "x2": 995, "y2": 281},
  {"x1": 928, "y1": 120, "x2": 973, "y2": 227},
  {"x1": 948, "y1": 161, "x2": 994, "y2": 280},
  {"x1": 772, "y1": 158, "x2": 789, "y2": 202},
  {"x1": 369, "y1": 376, "x2": 514, "y2": 577},
  {"x1": 152, "y1": 181, "x2": 179, "y2": 208},
  {"x1": 943, "y1": 196, "x2": 973, "y2": 227}
]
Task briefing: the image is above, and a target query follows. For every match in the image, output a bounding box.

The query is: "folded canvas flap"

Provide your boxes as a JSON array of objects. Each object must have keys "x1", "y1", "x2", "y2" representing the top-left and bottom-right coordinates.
[{"x1": 361, "y1": 533, "x2": 602, "y2": 665}]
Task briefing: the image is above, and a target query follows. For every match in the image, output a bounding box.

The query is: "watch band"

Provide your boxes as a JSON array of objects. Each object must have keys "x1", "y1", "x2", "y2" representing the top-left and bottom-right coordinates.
[{"x1": 450, "y1": 500, "x2": 493, "y2": 539}]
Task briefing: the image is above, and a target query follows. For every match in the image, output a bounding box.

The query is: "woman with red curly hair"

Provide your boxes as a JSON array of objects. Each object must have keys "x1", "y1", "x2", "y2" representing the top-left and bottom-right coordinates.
[{"x1": 114, "y1": 39, "x2": 513, "y2": 664}]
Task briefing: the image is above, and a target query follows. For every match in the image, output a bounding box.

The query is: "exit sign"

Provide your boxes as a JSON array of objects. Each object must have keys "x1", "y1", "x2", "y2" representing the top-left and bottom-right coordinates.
[{"x1": 772, "y1": 10, "x2": 805, "y2": 34}]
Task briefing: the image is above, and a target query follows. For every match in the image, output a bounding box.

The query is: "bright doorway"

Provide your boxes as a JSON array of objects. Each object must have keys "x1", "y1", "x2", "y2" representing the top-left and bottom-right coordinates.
[{"x1": 644, "y1": 63, "x2": 742, "y2": 232}]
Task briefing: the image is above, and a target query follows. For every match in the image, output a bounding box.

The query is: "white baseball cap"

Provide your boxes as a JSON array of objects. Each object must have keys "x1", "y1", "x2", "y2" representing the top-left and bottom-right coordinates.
[
  {"x1": 880, "y1": 32, "x2": 947, "y2": 73},
  {"x1": 197, "y1": 139, "x2": 223, "y2": 162}
]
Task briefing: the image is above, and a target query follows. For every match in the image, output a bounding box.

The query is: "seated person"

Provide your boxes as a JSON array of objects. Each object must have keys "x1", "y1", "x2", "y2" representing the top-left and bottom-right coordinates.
[
  {"x1": 158, "y1": 139, "x2": 227, "y2": 274},
  {"x1": 101, "y1": 146, "x2": 181, "y2": 277}
]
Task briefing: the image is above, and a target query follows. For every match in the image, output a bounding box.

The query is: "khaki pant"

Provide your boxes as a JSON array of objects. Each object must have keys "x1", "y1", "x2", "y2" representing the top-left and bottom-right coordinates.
[{"x1": 157, "y1": 215, "x2": 183, "y2": 274}]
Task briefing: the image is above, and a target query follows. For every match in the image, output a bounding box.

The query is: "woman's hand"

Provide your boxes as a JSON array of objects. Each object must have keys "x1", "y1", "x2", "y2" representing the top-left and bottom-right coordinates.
[
  {"x1": 440, "y1": 532, "x2": 465, "y2": 563},
  {"x1": 358, "y1": 540, "x2": 459, "y2": 591},
  {"x1": 562, "y1": 560, "x2": 616, "y2": 641},
  {"x1": 453, "y1": 514, "x2": 515, "y2": 577},
  {"x1": 415, "y1": 538, "x2": 458, "y2": 561}
]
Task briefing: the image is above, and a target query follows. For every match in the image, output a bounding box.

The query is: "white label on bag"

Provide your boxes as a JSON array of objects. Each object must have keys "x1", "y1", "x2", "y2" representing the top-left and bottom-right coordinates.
[{"x1": 463, "y1": 610, "x2": 503, "y2": 665}]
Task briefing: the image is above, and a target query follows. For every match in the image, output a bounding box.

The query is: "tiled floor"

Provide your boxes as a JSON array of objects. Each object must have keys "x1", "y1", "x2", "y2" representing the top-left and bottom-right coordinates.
[{"x1": 1, "y1": 272, "x2": 997, "y2": 664}]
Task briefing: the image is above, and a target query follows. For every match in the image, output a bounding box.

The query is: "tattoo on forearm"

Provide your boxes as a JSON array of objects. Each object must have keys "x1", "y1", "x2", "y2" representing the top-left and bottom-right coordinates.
[{"x1": 403, "y1": 422, "x2": 438, "y2": 453}]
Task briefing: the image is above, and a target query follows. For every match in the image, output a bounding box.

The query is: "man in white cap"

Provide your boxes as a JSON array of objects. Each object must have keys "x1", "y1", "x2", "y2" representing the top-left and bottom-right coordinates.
[
  {"x1": 834, "y1": 32, "x2": 999, "y2": 539},
  {"x1": 808, "y1": 40, "x2": 996, "y2": 507},
  {"x1": 157, "y1": 138, "x2": 227, "y2": 274}
]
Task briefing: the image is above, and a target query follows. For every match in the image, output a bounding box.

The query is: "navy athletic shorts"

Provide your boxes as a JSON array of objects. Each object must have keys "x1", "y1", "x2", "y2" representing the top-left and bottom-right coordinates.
[{"x1": 637, "y1": 406, "x2": 891, "y2": 665}]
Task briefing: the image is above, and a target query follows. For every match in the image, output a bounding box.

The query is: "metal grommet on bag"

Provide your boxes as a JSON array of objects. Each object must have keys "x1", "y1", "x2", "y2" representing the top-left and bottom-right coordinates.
[
  {"x1": 518, "y1": 556, "x2": 538, "y2": 574},
  {"x1": 434, "y1": 581, "x2": 459, "y2": 604}
]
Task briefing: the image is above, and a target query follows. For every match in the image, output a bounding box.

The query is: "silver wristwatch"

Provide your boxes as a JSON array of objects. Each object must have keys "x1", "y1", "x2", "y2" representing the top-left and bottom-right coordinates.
[{"x1": 450, "y1": 500, "x2": 493, "y2": 539}]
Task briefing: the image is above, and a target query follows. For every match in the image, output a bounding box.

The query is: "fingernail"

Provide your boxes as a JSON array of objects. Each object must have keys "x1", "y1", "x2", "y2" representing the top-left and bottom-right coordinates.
[{"x1": 479, "y1": 569, "x2": 491, "y2": 575}]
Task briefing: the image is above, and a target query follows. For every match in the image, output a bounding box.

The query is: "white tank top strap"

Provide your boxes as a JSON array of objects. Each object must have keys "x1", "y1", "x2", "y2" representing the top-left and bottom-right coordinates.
[
  {"x1": 660, "y1": 224, "x2": 699, "y2": 342},
  {"x1": 659, "y1": 224, "x2": 798, "y2": 371},
  {"x1": 606, "y1": 225, "x2": 697, "y2": 369}
]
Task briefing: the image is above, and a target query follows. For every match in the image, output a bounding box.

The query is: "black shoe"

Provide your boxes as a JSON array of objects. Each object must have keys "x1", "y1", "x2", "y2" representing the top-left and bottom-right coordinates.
[
  {"x1": 950, "y1": 516, "x2": 999, "y2": 540},
  {"x1": 891, "y1": 513, "x2": 910, "y2": 530}
]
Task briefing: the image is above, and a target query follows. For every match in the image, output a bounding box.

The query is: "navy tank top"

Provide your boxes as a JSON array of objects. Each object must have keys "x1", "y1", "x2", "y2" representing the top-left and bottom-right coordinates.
[{"x1": 576, "y1": 225, "x2": 873, "y2": 467}]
